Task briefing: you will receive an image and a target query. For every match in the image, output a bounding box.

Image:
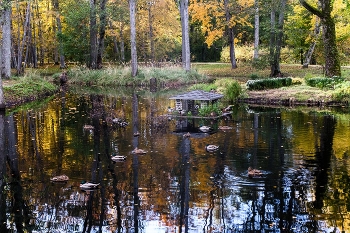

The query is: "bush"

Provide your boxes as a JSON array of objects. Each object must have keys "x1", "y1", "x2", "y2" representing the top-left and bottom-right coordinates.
[
  {"x1": 246, "y1": 77, "x2": 293, "y2": 90},
  {"x1": 332, "y1": 81, "x2": 350, "y2": 102},
  {"x1": 224, "y1": 80, "x2": 243, "y2": 102},
  {"x1": 305, "y1": 76, "x2": 344, "y2": 89},
  {"x1": 198, "y1": 104, "x2": 222, "y2": 117}
]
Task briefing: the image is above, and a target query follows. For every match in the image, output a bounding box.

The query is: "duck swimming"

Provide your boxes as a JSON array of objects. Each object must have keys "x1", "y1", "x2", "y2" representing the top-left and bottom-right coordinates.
[
  {"x1": 80, "y1": 181, "x2": 100, "y2": 189},
  {"x1": 50, "y1": 174, "x2": 69, "y2": 182},
  {"x1": 199, "y1": 125, "x2": 211, "y2": 132},
  {"x1": 206, "y1": 144, "x2": 219, "y2": 152},
  {"x1": 132, "y1": 147, "x2": 147, "y2": 154},
  {"x1": 111, "y1": 155, "x2": 126, "y2": 161},
  {"x1": 248, "y1": 167, "x2": 262, "y2": 178}
]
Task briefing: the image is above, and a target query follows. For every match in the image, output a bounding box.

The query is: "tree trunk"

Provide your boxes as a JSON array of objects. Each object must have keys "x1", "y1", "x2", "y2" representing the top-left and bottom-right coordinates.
[
  {"x1": 120, "y1": 26, "x2": 125, "y2": 63},
  {"x1": 299, "y1": 0, "x2": 341, "y2": 77},
  {"x1": 17, "y1": 1, "x2": 31, "y2": 75},
  {"x1": 303, "y1": 19, "x2": 321, "y2": 68},
  {"x1": 52, "y1": 0, "x2": 66, "y2": 68},
  {"x1": 180, "y1": 0, "x2": 190, "y2": 71},
  {"x1": 148, "y1": 2, "x2": 155, "y2": 63},
  {"x1": 1, "y1": 1, "x2": 11, "y2": 79},
  {"x1": 270, "y1": 0, "x2": 287, "y2": 77},
  {"x1": 253, "y1": 0, "x2": 259, "y2": 59},
  {"x1": 89, "y1": 0, "x2": 98, "y2": 69},
  {"x1": 224, "y1": 0, "x2": 237, "y2": 69},
  {"x1": 97, "y1": 0, "x2": 108, "y2": 69},
  {"x1": 129, "y1": 0, "x2": 138, "y2": 76},
  {"x1": 0, "y1": 10, "x2": 4, "y2": 109}
]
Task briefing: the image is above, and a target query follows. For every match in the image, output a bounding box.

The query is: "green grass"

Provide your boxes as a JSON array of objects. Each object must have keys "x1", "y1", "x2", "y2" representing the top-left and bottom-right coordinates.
[{"x1": 4, "y1": 72, "x2": 58, "y2": 106}]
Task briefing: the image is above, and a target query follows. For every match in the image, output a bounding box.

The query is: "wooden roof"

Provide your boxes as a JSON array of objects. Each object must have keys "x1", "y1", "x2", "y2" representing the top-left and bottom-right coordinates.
[{"x1": 169, "y1": 90, "x2": 223, "y2": 101}]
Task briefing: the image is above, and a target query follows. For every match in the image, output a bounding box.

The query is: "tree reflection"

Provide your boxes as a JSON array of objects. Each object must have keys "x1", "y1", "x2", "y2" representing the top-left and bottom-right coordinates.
[
  {"x1": 0, "y1": 111, "x2": 6, "y2": 232},
  {"x1": 178, "y1": 135, "x2": 190, "y2": 233},
  {"x1": 132, "y1": 92, "x2": 140, "y2": 232},
  {"x1": 5, "y1": 113, "x2": 30, "y2": 232},
  {"x1": 314, "y1": 115, "x2": 336, "y2": 209}
]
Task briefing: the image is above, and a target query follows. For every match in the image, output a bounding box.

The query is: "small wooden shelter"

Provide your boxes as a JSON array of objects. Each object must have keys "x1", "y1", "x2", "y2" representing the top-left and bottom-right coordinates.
[{"x1": 169, "y1": 90, "x2": 224, "y2": 114}]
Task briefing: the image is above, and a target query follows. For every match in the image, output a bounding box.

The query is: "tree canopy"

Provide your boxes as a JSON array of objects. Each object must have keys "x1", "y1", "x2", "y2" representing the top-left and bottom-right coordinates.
[{"x1": 0, "y1": 0, "x2": 349, "y2": 76}]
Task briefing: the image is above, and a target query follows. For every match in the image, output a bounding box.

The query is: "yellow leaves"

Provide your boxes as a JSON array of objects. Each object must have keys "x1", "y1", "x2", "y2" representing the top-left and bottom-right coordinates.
[
  {"x1": 205, "y1": 29, "x2": 223, "y2": 47},
  {"x1": 190, "y1": 0, "x2": 254, "y2": 48}
]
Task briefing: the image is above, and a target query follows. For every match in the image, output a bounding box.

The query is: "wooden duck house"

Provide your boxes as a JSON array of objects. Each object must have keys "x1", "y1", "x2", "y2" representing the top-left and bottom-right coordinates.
[{"x1": 169, "y1": 90, "x2": 223, "y2": 115}]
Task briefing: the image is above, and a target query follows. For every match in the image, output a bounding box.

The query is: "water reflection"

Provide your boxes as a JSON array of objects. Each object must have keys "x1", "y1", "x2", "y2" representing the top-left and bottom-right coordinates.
[{"x1": 1, "y1": 88, "x2": 350, "y2": 232}]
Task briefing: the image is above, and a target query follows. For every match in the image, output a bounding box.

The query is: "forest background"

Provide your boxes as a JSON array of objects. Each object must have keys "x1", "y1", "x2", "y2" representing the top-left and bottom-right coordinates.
[{"x1": 0, "y1": 0, "x2": 350, "y2": 108}]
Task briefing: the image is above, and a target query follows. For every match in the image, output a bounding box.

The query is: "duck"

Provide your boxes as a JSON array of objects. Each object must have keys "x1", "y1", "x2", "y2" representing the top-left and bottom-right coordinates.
[
  {"x1": 183, "y1": 132, "x2": 191, "y2": 138},
  {"x1": 50, "y1": 174, "x2": 69, "y2": 182},
  {"x1": 167, "y1": 107, "x2": 174, "y2": 113},
  {"x1": 206, "y1": 144, "x2": 219, "y2": 152},
  {"x1": 83, "y1": 125, "x2": 94, "y2": 130},
  {"x1": 219, "y1": 125, "x2": 233, "y2": 130},
  {"x1": 248, "y1": 167, "x2": 262, "y2": 178},
  {"x1": 132, "y1": 147, "x2": 147, "y2": 154},
  {"x1": 224, "y1": 105, "x2": 234, "y2": 112},
  {"x1": 80, "y1": 181, "x2": 100, "y2": 189},
  {"x1": 111, "y1": 155, "x2": 126, "y2": 161},
  {"x1": 199, "y1": 125, "x2": 211, "y2": 132},
  {"x1": 133, "y1": 131, "x2": 140, "y2": 137}
]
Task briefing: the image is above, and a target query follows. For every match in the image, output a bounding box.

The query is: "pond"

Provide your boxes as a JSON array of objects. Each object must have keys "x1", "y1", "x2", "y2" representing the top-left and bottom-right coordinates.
[{"x1": 1, "y1": 86, "x2": 350, "y2": 233}]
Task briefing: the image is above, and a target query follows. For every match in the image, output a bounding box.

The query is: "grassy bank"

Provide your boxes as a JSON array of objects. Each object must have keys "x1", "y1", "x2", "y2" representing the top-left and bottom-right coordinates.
[
  {"x1": 3, "y1": 72, "x2": 58, "y2": 108},
  {"x1": 3, "y1": 63, "x2": 350, "y2": 108}
]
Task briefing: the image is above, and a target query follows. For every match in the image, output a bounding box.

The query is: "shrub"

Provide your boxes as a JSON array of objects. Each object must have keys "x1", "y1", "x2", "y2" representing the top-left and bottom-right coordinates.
[
  {"x1": 224, "y1": 80, "x2": 243, "y2": 102},
  {"x1": 198, "y1": 104, "x2": 222, "y2": 117},
  {"x1": 305, "y1": 76, "x2": 344, "y2": 89},
  {"x1": 332, "y1": 81, "x2": 350, "y2": 102},
  {"x1": 246, "y1": 77, "x2": 293, "y2": 90}
]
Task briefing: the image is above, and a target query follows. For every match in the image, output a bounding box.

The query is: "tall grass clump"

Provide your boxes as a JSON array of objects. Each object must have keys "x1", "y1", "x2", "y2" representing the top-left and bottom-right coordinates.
[
  {"x1": 66, "y1": 66, "x2": 208, "y2": 87},
  {"x1": 4, "y1": 72, "x2": 58, "y2": 102},
  {"x1": 223, "y1": 80, "x2": 243, "y2": 102}
]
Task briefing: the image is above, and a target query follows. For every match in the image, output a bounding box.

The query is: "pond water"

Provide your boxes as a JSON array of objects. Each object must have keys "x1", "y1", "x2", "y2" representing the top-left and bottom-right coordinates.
[{"x1": 1, "y1": 86, "x2": 350, "y2": 233}]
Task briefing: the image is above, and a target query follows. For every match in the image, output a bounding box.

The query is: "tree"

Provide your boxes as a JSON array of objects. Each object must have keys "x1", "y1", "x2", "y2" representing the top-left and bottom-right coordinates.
[
  {"x1": 189, "y1": 0, "x2": 254, "y2": 69},
  {"x1": 224, "y1": 0, "x2": 237, "y2": 69},
  {"x1": 129, "y1": 0, "x2": 138, "y2": 76},
  {"x1": 52, "y1": 0, "x2": 66, "y2": 69},
  {"x1": 299, "y1": 0, "x2": 341, "y2": 77},
  {"x1": 0, "y1": 0, "x2": 11, "y2": 79},
  {"x1": 89, "y1": 0, "x2": 98, "y2": 69},
  {"x1": 0, "y1": 41, "x2": 4, "y2": 110},
  {"x1": 97, "y1": 0, "x2": 108, "y2": 68},
  {"x1": 269, "y1": 0, "x2": 287, "y2": 77},
  {"x1": 180, "y1": 0, "x2": 190, "y2": 71},
  {"x1": 253, "y1": 0, "x2": 259, "y2": 59}
]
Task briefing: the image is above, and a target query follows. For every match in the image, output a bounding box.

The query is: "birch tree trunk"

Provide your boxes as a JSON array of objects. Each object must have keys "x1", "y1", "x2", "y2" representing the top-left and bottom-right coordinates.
[
  {"x1": 253, "y1": 0, "x2": 260, "y2": 59},
  {"x1": 1, "y1": 0, "x2": 11, "y2": 79},
  {"x1": 52, "y1": 0, "x2": 66, "y2": 69},
  {"x1": 129, "y1": 0, "x2": 138, "y2": 76},
  {"x1": 303, "y1": 19, "x2": 320, "y2": 67},
  {"x1": 180, "y1": 0, "x2": 190, "y2": 71}
]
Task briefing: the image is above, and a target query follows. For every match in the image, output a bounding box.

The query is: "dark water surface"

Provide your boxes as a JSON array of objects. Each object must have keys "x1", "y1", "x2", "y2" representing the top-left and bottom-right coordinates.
[{"x1": 1, "y1": 87, "x2": 350, "y2": 233}]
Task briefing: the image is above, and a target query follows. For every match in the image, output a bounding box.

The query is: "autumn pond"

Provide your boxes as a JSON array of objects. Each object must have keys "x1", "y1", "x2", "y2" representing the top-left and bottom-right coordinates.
[{"x1": 1, "y1": 86, "x2": 350, "y2": 232}]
